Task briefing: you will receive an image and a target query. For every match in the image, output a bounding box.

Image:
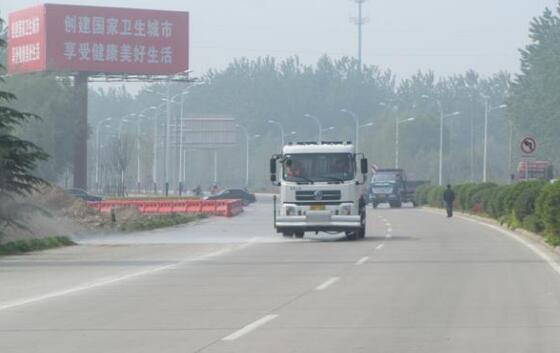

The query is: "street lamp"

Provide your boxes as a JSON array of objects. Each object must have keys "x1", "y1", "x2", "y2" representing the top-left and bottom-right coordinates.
[
  {"x1": 135, "y1": 106, "x2": 158, "y2": 192},
  {"x1": 422, "y1": 95, "x2": 461, "y2": 185},
  {"x1": 303, "y1": 114, "x2": 322, "y2": 143},
  {"x1": 395, "y1": 117, "x2": 415, "y2": 168},
  {"x1": 268, "y1": 120, "x2": 286, "y2": 146},
  {"x1": 146, "y1": 86, "x2": 172, "y2": 195},
  {"x1": 95, "y1": 117, "x2": 113, "y2": 192},
  {"x1": 322, "y1": 126, "x2": 335, "y2": 133},
  {"x1": 236, "y1": 124, "x2": 259, "y2": 187},
  {"x1": 340, "y1": 109, "x2": 360, "y2": 150},
  {"x1": 482, "y1": 100, "x2": 507, "y2": 182}
]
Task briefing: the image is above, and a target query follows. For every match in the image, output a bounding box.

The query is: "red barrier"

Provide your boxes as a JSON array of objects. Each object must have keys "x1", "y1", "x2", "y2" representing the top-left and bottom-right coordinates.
[
  {"x1": 172, "y1": 201, "x2": 189, "y2": 213},
  {"x1": 201, "y1": 200, "x2": 217, "y2": 214},
  {"x1": 142, "y1": 202, "x2": 159, "y2": 213},
  {"x1": 87, "y1": 199, "x2": 243, "y2": 217},
  {"x1": 159, "y1": 202, "x2": 173, "y2": 213},
  {"x1": 226, "y1": 200, "x2": 244, "y2": 217},
  {"x1": 186, "y1": 200, "x2": 202, "y2": 213},
  {"x1": 215, "y1": 200, "x2": 228, "y2": 216}
]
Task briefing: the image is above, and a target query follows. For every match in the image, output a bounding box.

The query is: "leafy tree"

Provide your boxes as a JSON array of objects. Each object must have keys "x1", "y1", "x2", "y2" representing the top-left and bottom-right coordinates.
[
  {"x1": 509, "y1": 2, "x2": 560, "y2": 168},
  {"x1": 0, "y1": 20, "x2": 48, "y2": 236}
]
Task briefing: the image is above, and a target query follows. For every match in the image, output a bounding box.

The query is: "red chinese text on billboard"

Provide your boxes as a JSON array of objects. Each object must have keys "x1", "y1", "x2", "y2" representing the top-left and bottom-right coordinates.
[
  {"x1": 7, "y1": 4, "x2": 189, "y2": 75},
  {"x1": 7, "y1": 5, "x2": 47, "y2": 73}
]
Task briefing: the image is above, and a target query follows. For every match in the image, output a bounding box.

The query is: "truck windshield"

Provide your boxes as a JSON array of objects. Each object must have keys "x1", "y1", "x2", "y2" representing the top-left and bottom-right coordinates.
[
  {"x1": 283, "y1": 153, "x2": 355, "y2": 182},
  {"x1": 372, "y1": 171, "x2": 401, "y2": 182}
]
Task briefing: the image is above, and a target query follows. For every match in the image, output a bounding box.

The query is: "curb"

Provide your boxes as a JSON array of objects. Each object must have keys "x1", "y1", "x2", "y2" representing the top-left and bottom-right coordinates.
[{"x1": 423, "y1": 206, "x2": 560, "y2": 258}]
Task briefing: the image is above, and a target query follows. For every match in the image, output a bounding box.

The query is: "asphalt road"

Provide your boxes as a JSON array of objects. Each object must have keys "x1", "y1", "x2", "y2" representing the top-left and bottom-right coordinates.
[{"x1": 2, "y1": 199, "x2": 560, "y2": 352}]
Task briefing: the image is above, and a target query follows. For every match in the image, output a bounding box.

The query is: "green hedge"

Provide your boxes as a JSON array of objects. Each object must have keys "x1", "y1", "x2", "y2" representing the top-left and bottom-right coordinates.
[
  {"x1": 415, "y1": 180, "x2": 560, "y2": 246},
  {"x1": 0, "y1": 236, "x2": 75, "y2": 256}
]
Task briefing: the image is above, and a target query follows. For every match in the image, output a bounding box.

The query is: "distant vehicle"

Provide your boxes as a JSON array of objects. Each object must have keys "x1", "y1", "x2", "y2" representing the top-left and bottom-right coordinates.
[
  {"x1": 206, "y1": 188, "x2": 256, "y2": 205},
  {"x1": 64, "y1": 188, "x2": 103, "y2": 202},
  {"x1": 368, "y1": 168, "x2": 425, "y2": 208},
  {"x1": 270, "y1": 141, "x2": 369, "y2": 240}
]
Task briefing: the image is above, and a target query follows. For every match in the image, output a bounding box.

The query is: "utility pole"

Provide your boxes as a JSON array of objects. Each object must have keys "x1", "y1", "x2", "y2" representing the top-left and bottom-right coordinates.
[{"x1": 350, "y1": 0, "x2": 369, "y2": 70}]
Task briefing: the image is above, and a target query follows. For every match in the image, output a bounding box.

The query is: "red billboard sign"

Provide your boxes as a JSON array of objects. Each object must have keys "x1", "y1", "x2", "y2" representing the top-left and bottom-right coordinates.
[
  {"x1": 8, "y1": 4, "x2": 189, "y2": 75},
  {"x1": 7, "y1": 5, "x2": 47, "y2": 73}
]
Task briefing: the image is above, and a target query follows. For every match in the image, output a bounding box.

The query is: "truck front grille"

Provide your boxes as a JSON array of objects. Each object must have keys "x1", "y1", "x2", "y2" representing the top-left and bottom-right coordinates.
[{"x1": 295, "y1": 190, "x2": 341, "y2": 201}]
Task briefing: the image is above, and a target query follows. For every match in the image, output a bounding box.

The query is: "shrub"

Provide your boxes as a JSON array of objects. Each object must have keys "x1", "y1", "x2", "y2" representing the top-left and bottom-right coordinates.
[
  {"x1": 414, "y1": 184, "x2": 432, "y2": 205},
  {"x1": 427, "y1": 186, "x2": 445, "y2": 207},
  {"x1": 512, "y1": 182, "x2": 546, "y2": 224},
  {"x1": 522, "y1": 214, "x2": 543, "y2": 233},
  {"x1": 489, "y1": 186, "x2": 512, "y2": 218},
  {"x1": 535, "y1": 181, "x2": 560, "y2": 244}
]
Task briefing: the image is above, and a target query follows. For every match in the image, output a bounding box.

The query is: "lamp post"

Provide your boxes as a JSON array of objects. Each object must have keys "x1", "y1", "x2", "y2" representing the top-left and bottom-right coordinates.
[
  {"x1": 136, "y1": 106, "x2": 158, "y2": 192},
  {"x1": 422, "y1": 95, "x2": 461, "y2": 185},
  {"x1": 95, "y1": 117, "x2": 113, "y2": 192},
  {"x1": 482, "y1": 101, "x2": 507, "y2": 182},
  {"x1": 303, "y1": 114, "x2": 322, "y2": 143},
  {"x1": 395, "y1": 117, "x2": 415, "y2": 168},
  {"x1": 340, "y1": 109, "x2": 360, "y2": 150},
  {"x1": 237, "y1": 124, "x2": 260, "y2": 187},
  {"x1": 147, "y1": 86, "x2": 171, "y2": 195}
]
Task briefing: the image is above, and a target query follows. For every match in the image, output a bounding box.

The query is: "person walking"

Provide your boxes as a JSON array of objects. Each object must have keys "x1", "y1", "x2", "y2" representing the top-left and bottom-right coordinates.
[{"x1": 443, "y1": 184, "x2": 456, "y2": 218}]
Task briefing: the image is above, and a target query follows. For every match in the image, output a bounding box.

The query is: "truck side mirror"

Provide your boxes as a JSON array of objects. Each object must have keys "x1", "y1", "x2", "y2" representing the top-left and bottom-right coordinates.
[
  {"x1": 270, "y1": 158, "x2": 277, "y2": 182},
  {"x1": 361, "y1": 158, "x2": 368, "y2": 174}
]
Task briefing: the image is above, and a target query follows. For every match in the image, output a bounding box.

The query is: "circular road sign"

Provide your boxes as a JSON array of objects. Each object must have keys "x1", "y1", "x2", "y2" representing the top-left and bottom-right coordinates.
[{"x1": 520, "y1": 136, "x2": 537, "y2": 155}]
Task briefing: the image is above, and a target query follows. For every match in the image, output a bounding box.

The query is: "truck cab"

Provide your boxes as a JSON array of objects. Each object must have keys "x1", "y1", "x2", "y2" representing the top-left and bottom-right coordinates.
[
  {"x1": 270, "y1": 142, "x2": 369, "y2": 240},
  {"x1": 368, "y1": 168, "x2": 415, "y2": 208}
]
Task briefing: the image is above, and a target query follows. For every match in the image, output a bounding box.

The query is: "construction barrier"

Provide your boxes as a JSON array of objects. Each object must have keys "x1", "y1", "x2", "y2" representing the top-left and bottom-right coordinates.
[{"x1": 87, "y1": 199, "x2": 244, "y2": 217}]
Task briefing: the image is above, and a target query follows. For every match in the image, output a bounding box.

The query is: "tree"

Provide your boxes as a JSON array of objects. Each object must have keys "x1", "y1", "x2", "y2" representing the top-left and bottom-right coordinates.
[
  {"x1": 509, "y1": 2, "x2": 560, "y2": 168},
  {"x1": 0, "y1": 19, "x2": 48, "y2": 236}
]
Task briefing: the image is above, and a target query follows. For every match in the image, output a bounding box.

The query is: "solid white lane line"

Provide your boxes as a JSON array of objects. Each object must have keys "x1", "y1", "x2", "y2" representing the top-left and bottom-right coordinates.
[
  {"x1": 376, "y1": 244, "x2": 384, "y2": 250},
  {"x1": 222, "y1": 314, "x2": 278, "y2": 341},
  {"x1": 421, "y1": 208, "x2": 560, "y2": 279},
  {"x1": 315, "y1": 277, "x2": 340, "y2": 291},
  {"x1": 459, "y1": 216, "x2": 560, "y2": 278},
  {"x1": 0, "y1": 246, "x2": 243, "y2": 312},
  {"x1": 355, "y1": 256, "x2": 369, "y2": 265}
]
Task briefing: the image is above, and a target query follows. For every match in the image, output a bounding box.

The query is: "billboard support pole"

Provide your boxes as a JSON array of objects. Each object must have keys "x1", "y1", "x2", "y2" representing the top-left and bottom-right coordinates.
[{"x1": 73, "y1": 72, "x2": 89, "y2": 190}]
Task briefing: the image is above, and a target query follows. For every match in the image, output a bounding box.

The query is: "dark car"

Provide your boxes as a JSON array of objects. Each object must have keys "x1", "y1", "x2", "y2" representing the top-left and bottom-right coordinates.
[
  {"x1": 64, "y1": 188, "x2": 103, "y2": 202},
  {"x1": 206, "y1": 189, "x2": 256, "y2": 206}
]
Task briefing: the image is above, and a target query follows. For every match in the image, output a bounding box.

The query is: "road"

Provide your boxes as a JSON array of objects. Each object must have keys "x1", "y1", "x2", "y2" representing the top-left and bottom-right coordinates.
[{"x1": 2, "y1": 198, "x2": 560, "y2": 352}]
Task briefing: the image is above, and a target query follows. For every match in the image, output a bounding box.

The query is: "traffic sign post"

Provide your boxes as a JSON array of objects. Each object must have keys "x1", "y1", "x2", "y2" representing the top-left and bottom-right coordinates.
[{"x1": 520, "y1": 136, "x2": 537, "y2": 180}]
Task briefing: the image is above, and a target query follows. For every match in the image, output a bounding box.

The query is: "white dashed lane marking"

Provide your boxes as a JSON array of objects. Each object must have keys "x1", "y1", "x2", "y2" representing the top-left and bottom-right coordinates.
[
  {"x1": 315, "y1": 277, "x2": 340, "y2": 291},
  {"x1": 222, "y1": 314, "x2": 278, "y2": 341},
  {"x1": 355, "y1": 257, "x2": 369, "y2": 265}
]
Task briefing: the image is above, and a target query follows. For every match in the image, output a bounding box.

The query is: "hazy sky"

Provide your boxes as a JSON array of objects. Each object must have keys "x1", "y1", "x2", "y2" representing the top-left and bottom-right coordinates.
[{"x1": 1, "y1": 0, "x2": 558, "y2": 79}]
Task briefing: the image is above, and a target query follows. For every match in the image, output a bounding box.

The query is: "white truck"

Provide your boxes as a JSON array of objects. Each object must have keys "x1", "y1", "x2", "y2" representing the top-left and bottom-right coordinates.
[{"x1": 270, "y1": 142, "x2": 369, "y2": 240}]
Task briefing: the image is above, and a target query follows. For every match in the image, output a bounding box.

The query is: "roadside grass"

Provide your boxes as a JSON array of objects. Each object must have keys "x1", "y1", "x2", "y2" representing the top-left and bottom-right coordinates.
[
  {"x1": 117, "y1": 213, "x2": 207, "y2": 232},
  {"x1": 0, "y1": 236, "x2": 75, "y2": 256}
]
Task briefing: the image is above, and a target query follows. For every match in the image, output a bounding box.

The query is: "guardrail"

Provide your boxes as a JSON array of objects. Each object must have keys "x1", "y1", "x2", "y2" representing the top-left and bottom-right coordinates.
[{"x1": 87, "y1": 199, "x2": 244, "y2": 217}]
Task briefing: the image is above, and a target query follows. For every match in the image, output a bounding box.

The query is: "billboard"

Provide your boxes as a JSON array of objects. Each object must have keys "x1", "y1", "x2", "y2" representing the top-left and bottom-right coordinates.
[
  {"x1": 8, "y1": 4, "x2": 189, "y2": 75},
  {"x1": 183, "y1": 116, "x2": 237, "y2": 148}
]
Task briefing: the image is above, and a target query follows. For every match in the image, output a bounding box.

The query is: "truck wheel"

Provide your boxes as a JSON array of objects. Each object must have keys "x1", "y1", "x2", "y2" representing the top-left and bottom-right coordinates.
[
  {"x1": 295, "y1": 232, "x2": 304, "y2": 239},
  {"x1": 345, "y1": 231, "x2": 358, "y2": 241},
  {"x1": 282, "y1": 232, "x2": 293, "y2": 238}
]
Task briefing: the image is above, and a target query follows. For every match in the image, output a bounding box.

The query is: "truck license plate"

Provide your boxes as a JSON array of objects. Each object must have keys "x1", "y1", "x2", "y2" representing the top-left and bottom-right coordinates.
[{"x1": 310, "y1": 205, "x2": 325, "y2": 211}]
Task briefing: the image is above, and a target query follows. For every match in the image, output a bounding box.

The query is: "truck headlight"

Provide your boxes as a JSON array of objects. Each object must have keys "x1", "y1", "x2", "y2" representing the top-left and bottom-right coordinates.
[{"x1": 340, "y1": 204, "x2": 352, "y2": 215}]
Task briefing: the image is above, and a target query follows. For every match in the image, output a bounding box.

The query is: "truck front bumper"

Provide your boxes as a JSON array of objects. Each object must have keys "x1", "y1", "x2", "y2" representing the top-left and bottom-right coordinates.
[{"x1": 275, "y1": 214, "x2": 362, "y2": 233}]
